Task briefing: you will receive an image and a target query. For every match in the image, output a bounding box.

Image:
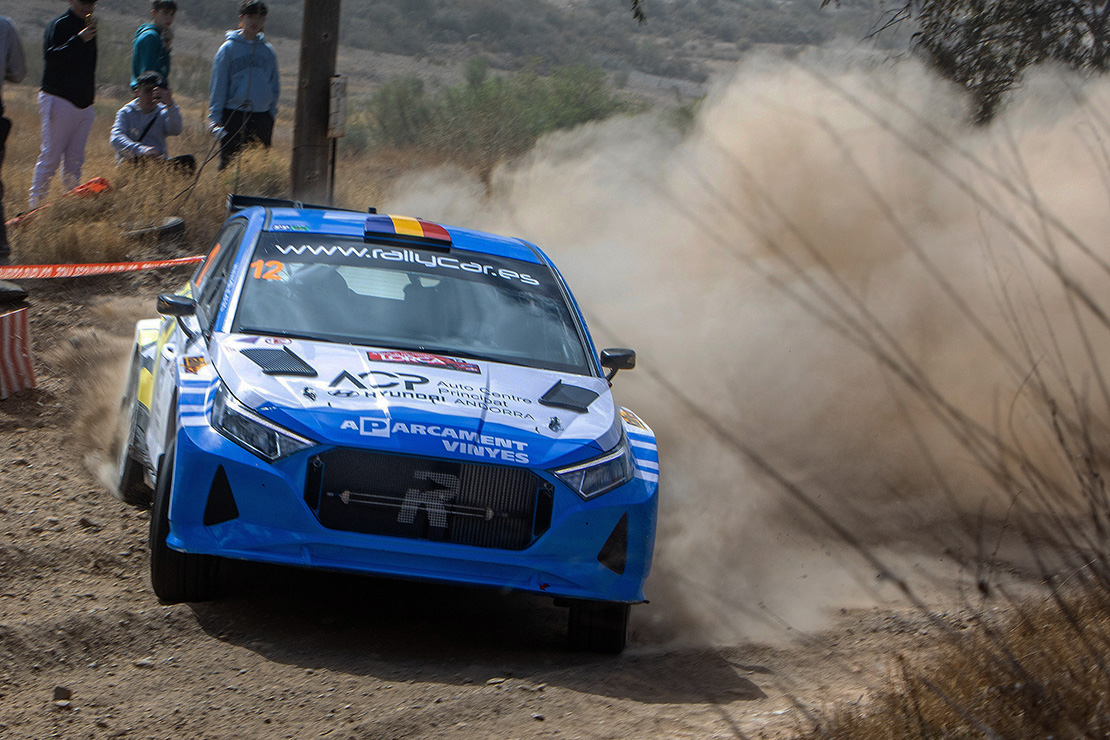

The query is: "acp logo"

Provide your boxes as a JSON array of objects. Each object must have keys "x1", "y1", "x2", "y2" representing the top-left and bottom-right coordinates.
[{"x1": 340, "y1": 416, "x2": 390, "y2": 438}]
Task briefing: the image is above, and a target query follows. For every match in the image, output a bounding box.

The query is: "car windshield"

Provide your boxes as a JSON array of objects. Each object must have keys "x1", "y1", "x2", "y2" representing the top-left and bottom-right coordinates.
[{"x1": 233, "y1": 234, "x2": 592, "y2": 375}]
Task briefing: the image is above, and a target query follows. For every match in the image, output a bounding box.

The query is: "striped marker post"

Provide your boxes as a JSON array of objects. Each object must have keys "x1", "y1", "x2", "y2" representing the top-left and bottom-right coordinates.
[{"x1": 0, "y1": 306, "x2": 34, "y2": 399}]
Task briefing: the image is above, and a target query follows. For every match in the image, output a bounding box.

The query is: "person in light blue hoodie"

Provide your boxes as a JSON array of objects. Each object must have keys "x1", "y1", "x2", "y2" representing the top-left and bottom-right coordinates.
[{"x1": 208, "y1": 0, "x2": 279, "y2": 170}]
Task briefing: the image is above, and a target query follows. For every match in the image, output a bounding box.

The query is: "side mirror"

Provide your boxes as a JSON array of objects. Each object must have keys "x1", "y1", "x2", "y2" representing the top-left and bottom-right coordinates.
[
  {"x1": 157, "y1": 293, "x2": 196, "y2": 317},
  {"x1": 600, "y1": 348, "x2": 636, "y2": 381},
  {"x1": 157, "y1": 293, "x2": 199, "y2": 345}
]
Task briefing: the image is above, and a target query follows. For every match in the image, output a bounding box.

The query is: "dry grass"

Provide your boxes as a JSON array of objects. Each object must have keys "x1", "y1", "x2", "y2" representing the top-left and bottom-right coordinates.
[
  {"x1": 2, "y1": 84, "x2": 416, "y2": 266},
  {"x1": 801, "y1": 589, "x2": 1110, "y2": 739},
  {"x1": 6, "y1": 86, "x2": 212, "y2": 264}
]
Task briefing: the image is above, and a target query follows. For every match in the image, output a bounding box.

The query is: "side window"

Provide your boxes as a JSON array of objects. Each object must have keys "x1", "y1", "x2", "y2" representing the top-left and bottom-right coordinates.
[{"x1": 194, "y1": 221, "x2": 247, "y2": 332}]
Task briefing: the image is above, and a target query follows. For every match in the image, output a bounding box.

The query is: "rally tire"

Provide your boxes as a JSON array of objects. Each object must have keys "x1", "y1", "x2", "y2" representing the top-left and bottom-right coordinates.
[
  {"x1": 124, "y1": 216, "x2": 186, "y2": 241},
  {"x1": 567, "y1": 601, "x2": 630, "y2": 654},
  {"x1": 115, "y1": 353, "x2": 152, "y2": 508},
  {"x1": 117, "y1": 447, "x2": 150, "y2": 508},
  {"x1": 149, "y1": 441, "x2": 221, "y2": 603}
]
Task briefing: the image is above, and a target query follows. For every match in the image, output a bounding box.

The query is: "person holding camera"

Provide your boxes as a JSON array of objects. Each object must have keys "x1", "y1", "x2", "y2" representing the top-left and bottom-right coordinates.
[
  {"x1": 110, "y1": 71, "x2": 193, "y2": 172},
  {"x1": 30, "y1": 0, "x2": 99, "y2": 208}
]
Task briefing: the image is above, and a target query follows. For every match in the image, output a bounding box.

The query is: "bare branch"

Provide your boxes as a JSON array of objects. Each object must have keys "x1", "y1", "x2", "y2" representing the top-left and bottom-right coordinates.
[{"x1": 629, "y1": 0, "x2": 646, "y2": 24}]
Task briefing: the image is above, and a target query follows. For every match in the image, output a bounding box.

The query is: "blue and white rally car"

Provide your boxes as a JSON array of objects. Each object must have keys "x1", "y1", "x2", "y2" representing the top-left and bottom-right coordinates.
[{"x1": 115, "y1": 196, "x2": 659, "y2": 652}]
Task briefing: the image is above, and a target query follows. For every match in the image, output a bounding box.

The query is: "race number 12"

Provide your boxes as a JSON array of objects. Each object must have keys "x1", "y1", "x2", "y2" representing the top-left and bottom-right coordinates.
[{"x1": 250, "y1": 260, "x2": 283, "y2": 280}]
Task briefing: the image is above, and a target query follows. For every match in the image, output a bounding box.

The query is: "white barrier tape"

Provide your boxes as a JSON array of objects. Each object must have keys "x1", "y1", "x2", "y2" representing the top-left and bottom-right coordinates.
[{"x1": 0, "y1": 256, "x2": 203, "y2": 280}]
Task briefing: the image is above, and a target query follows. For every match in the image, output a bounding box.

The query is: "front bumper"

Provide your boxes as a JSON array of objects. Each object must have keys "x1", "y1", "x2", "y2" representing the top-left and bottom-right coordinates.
[{"x1": 167, "y1": 421, "x2": 658, "y2": 603}]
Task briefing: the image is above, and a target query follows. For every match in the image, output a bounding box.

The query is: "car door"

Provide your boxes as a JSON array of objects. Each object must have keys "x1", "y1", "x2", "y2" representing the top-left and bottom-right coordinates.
[{"x1": 145, "y1": 220, "x2": 248, "y2": 474}]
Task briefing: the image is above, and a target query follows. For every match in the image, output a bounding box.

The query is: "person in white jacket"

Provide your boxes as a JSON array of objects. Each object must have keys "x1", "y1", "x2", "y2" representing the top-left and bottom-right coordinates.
[{"x1": 110, "y1": 71, "x2": 192, "y2": 171}]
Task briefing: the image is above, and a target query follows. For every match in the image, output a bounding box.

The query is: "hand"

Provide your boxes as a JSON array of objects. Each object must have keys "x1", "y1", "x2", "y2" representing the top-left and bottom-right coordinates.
[
  {"x1": 208, "y1": 121, "x2": 224, "y2": 139},
  {"x1": 153, "y1": 87, "x2": 174, "y2": 106},
  {"x1": 141, "y1": 146, "x2": 161, "y2": 158},
  {"x1": 163, "y1": 27, "x2": 174, "y2": 50},
  {"x1": 78, "y1": 16, "x2": 97, "y2": 41}
]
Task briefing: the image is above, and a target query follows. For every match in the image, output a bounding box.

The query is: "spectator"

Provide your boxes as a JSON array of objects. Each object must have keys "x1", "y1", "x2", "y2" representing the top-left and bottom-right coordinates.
[
  {"x1": 110, "y1": 71, "x2": 193, "y2": 173},
  {"x1": 0, "y1": 15, "x2": 25, "y2": 266},
  {"x1": 208, "y1": 0, "x2": 279, "y2": 170},
  {"x1": 131, "y1": 0, "x2": 176, "y2": 89},
  {"x1": 30, "y1": 0, "x2": 98, "y2": 209}
]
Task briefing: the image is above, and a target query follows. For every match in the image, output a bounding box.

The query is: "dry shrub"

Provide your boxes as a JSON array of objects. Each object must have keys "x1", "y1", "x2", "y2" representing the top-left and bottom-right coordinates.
[
  {"x1": 216, "y1": 143, "x2": 290, "y2": 199},
  {"x1": 804, "y1": 590, "x2": 1110, "y2": 739}
]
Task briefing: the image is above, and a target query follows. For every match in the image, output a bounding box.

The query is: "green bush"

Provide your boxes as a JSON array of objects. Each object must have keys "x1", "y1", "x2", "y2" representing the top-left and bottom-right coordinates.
[
  {"x1": 365, "y1": 64, "x2": 633, "y2": 168},
  {"x1": 366, "y1": 77, "x2": 434, "y2": 148}
]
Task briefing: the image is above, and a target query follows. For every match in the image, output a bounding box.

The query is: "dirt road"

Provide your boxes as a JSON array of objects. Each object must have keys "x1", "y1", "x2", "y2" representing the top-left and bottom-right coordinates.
[{"x1": 0, "y1": 277, "x2": 945, "y2": 740}]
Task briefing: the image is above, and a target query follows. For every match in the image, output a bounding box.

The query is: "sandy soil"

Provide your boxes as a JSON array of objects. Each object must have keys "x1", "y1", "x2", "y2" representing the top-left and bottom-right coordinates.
[{"x1": 0, "y1": 274, "x2": 972, "y2": 740}]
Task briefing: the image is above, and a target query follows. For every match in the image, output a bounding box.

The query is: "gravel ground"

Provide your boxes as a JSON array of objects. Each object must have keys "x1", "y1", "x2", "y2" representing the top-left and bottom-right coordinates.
[{"x1": 0, "y1": 276, "x2": 961, "y2": 740}]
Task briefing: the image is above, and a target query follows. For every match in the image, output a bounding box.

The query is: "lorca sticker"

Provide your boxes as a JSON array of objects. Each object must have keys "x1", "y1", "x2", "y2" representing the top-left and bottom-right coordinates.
[{"x1": 367, "y1": 350, "x2": 480, "y2": 374}]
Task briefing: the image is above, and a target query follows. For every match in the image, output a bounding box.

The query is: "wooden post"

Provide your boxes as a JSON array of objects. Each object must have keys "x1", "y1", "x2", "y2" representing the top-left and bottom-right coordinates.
[{"x1": 290, "y1": 0, "x2": 341, "y2": 204}]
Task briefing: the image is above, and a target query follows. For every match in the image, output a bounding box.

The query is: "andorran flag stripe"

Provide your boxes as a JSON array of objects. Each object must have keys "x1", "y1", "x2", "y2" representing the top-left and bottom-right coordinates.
[
  {"x1": 365, "y1": 214, "x2": 451, "y2": 244},
  {"x1": 418, "y1": 220, "x2": 451, "y2": 242},
  {"x1": 389, "y1": 215, "x2": 424, "y2": 238}
]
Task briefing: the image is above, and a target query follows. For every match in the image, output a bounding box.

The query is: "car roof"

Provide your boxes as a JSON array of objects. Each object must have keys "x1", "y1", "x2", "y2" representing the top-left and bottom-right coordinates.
[{"x1": 256, "y1": 207, "x2": 546, "y2": 264}]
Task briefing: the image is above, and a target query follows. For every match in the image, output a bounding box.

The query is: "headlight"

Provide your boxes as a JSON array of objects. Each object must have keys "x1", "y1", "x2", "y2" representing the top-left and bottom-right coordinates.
[
  {"x1": 211, "y1": 383, "x2": 315, "y2": 461},
  {"x1": 553, "y1": 437, "x2": 635, "y2": 500}
]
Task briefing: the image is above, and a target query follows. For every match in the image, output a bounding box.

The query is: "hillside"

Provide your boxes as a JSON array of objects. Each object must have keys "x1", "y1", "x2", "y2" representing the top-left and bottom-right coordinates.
[{"x1": 6, "y1": 0, "x2": 892, "y2": 102}]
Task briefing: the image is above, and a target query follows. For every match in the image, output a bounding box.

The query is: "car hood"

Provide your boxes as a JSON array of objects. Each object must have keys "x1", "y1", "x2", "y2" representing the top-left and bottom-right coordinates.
[{"x1": 211, "y1": 334, "x2": 620, "y2": 468}]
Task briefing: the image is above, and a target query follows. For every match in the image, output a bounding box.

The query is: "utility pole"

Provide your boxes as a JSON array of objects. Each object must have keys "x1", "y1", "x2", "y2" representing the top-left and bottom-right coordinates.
[{"x1": 290, "y1": 0, "x2": 341, "y2": 203}]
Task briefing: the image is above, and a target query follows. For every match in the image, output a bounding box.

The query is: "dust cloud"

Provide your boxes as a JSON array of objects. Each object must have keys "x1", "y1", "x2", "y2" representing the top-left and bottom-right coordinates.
[
  {"x1": 64, "y1": 297, "x2": 153, "y2": 497},
  {"x1": 385, "y1": 54, "x2": 1110, "y2": 643}
]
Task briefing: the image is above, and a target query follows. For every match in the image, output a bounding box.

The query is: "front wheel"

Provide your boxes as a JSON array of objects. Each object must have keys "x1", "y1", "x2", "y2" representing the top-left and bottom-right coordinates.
[
  {"x1": 567, "y1": 600, "x2": 630, "y2": 654},
  {"x1": 149, "y1": 440, "x2": 221, "y2": 603},
  {"x1": 114, "y1": 353, "x2": 152, "y2": 508}
]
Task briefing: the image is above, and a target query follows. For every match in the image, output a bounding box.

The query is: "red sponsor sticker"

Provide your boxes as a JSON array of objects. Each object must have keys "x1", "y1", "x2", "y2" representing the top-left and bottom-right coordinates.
[{"x1": 366, "y1": 350, "x2": 480, "y2": 374}]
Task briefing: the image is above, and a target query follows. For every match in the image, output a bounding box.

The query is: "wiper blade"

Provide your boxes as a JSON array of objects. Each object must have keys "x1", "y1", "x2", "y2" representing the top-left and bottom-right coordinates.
[{"x1": 407, "y1": 345, "x2": 494, "y2": 363}]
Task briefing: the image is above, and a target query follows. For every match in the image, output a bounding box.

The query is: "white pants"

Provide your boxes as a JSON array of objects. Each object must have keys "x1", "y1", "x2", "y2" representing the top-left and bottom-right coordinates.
[{"x1": 30, "y1": 92, "x2": 95, "y2": 208}]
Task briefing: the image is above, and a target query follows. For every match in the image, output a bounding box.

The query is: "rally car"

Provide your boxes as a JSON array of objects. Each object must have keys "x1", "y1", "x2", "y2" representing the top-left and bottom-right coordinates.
[{"x1": 114, "y1": 196, "x2": 659, "y2": 653}]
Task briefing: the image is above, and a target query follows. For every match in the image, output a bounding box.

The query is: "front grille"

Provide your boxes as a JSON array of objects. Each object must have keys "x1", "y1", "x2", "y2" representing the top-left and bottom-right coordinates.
[{"x1": 306, "y1": 448, "x2": 553, "y2": 550}]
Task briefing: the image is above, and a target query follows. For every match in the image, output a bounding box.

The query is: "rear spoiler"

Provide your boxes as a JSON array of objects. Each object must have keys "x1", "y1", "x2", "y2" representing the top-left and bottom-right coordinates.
[{"x1": 225, "y1": 194, "x2": 376, "y2": 218}]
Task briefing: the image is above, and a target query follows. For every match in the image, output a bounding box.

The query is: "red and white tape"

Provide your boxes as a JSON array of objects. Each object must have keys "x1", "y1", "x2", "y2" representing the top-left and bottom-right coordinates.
[
  {"x1": 0, "y1": 255, "x2": 203, "y2": 280},
  {"x1": 0, "y1": 253, "x2": 202, "y2": 400}
]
